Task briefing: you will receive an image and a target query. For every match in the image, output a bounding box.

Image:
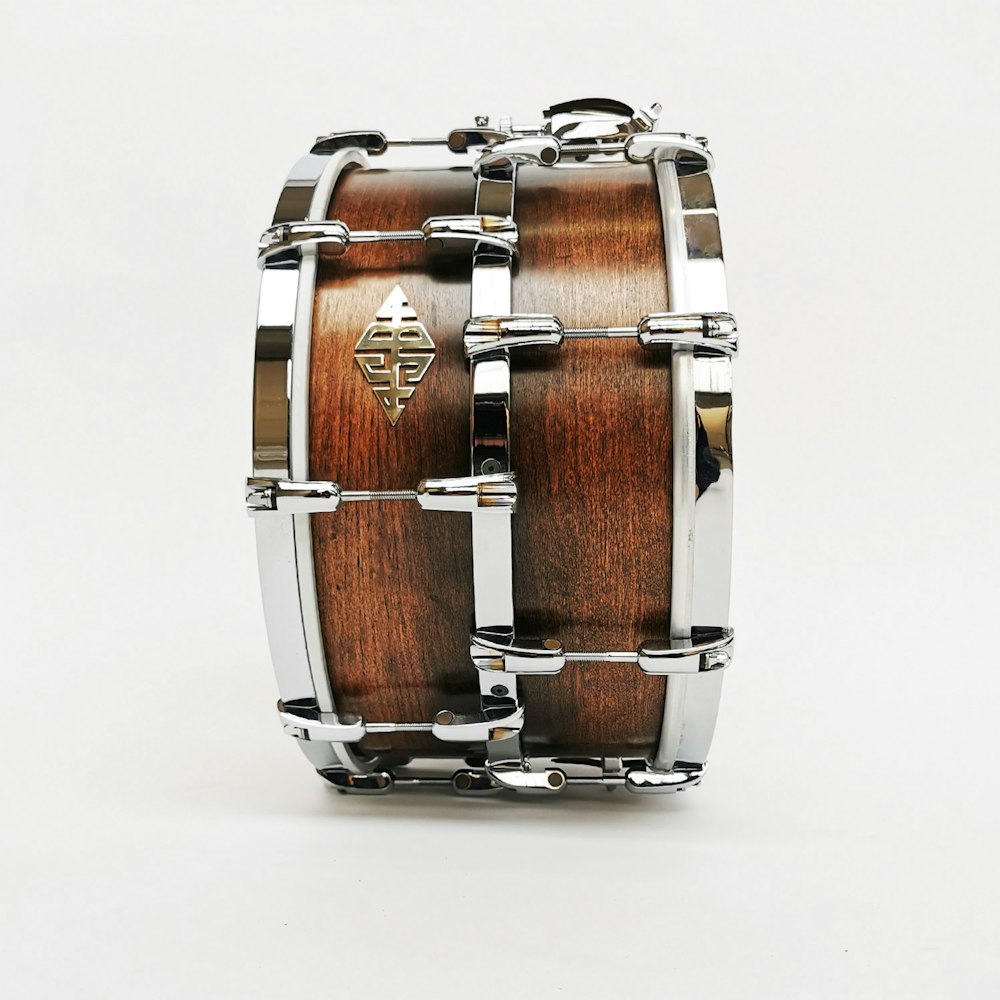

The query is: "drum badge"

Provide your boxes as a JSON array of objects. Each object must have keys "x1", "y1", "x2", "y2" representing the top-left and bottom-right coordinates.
[{"x1": 354, "y1": 285, "x2": 435, "y2": 426}]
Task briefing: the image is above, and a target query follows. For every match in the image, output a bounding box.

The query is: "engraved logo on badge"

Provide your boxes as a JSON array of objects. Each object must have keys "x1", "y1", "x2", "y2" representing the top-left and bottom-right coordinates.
[{"x1": 354, "y1": 285, "x2": 435, "y2": 426}]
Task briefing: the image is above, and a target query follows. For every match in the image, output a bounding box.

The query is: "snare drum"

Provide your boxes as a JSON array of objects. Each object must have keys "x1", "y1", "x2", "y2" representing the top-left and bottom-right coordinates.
[{"x1": 247, "y1": 98, "x2": 736, "y2": 795}]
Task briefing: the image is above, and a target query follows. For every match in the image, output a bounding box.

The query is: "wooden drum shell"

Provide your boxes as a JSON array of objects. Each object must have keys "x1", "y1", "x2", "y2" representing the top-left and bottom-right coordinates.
[{"x1": 309, "y1": 160, "x2": 674, "y2": 758}]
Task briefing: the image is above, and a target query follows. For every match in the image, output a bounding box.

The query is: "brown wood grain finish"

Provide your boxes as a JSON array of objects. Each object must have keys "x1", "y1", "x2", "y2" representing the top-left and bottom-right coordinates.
[
  {"x1": 310, "y1": 162, "x2": 671, "y2": 758},
  {"x1": 511, "y1": 164, "x2": 670, "y2": 756},
  {"x1": 310, "y1": 167, "x2": 479, "y2": 755}
]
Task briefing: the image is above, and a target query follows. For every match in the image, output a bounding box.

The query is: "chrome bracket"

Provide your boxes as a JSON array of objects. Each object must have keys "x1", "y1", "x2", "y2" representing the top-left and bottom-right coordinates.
[
  {"x1": 485, "y1": 763, "x2": 568, "y2": 793},
  {"x1": 470, "y1": 628, "x2": 566, "y2": 675},
  {"x1": 310, "y1": 130, "x2": 390, "y2": 156},
  {"x1": 624, "y1": 764, "x2": 704, "y2": 794},
  {"x1": 623, "y1": 133, "x2": 713, "y2": 174},
  {"x1": 318, "y1": 768, "x2": 395, "y2": 794},
  {"x1": 635, "y1": 627, "x2": 734, "y2": 675},
  {"x1": 431, "y1": 706, "x2": 525, "y2": 742},
  {"x1": 637, "y1": 312, "x2": 738, "y2": 356},
  {"x1": 246, "y1": 478, "x2": 343, "y2": 514},
  {"x1": 464, "y1": 314, "x2": 565, "y2": 357},
  {"x1": 278, "y1": 701, "x2": 367, "y2": 742},
  {"x1": 416, "y1": 473, "x2": 517, "y2": 513}
]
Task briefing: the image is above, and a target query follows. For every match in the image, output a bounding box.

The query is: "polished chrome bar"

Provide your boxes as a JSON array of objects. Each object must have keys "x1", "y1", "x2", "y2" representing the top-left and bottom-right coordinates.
[
  {"x1": 656, "y1": 156, "x2": 697, "y2": 774},
  {"x1": 252, "y1": 148, "x2": 372, "y2": 776}
]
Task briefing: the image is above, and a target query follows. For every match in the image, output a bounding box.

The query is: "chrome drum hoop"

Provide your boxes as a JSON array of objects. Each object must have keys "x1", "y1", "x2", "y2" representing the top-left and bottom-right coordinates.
[
  {"x1": 654, "y1": 158, "x2": 733, "y2": 772},
  {"x1": 252, "y1": 148, "x2": 370, "y2": 775}
]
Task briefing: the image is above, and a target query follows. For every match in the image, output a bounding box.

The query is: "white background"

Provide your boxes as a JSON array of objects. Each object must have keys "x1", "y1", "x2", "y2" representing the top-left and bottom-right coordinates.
[{"x1": 3, "y1": 2, "x2": 998, "y2": 997}]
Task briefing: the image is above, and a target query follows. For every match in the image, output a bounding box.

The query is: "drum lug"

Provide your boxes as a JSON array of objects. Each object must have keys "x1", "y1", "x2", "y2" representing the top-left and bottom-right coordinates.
[
  {"x1": 318, "y1": 768, "x2": 395, "y2": 795},
  {"x1": 638, "y1": 311, "x2": 738, "y2": 356},
  {"x1": 464, "y1": 314, "x2": 565, "y2": 357},
  {"x1": 623, "y1": 132, "x2": 714, "y2": 174},
  {"x1": 416, "y1": 473, "x2": 517, "y2": 514},
  {"x1": 475, "y1": 135, "x2": 562, "y2": 174},
  {"x1": 421, "y1": 215, "x2": 518, "y2": 256},
  {"x1": 277, "y1": 700, "x2": 367, "y2": 742},
  {"x1": 624, "y1": 765, "x2": 704, "y2": 794},
  {"x1": 636, "y1": 627, "x2": 735, "y2": 675},
  {"x1": 470, "y1": 628, "x2": 566, "y2": 675},
  {"x1": 246, "y1": 478, "x2": 343, "y2": 514},
  {"x1": 431, "y1": 705, "x2": 525, "y2": 743},
  {"x1": 451, "y1": 769, "x2": 503, "y2": 795},
  {"x1": 485, "y1": 762, "x2": 568, "y2": 793},
  {"x1": 310, "y1": 130, "x2": 389, "y2": 155}
]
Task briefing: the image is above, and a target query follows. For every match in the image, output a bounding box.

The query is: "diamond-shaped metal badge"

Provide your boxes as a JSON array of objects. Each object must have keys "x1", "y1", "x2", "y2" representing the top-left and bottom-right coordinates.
[{"x1": 353, "y1": 286, "x2": 435, "y2": 426}]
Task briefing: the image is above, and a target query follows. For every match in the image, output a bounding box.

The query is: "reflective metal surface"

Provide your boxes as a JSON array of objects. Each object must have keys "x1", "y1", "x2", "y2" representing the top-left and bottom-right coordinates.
[
  {"x1": 417, "y1": 473, "x2": 518, "y2": 513},
  {"x1": 353, "y1": 285, "x2": 435, "y2": 426},
  {"x1": 257, "y1": 214, "x2": 517, "y2": 264},
  {"x1": 652, "y1": 150, "x2": 734, "y2": 775},
  {"x1": 252, "y1": 148, "x2": 371, "y2": 775}
]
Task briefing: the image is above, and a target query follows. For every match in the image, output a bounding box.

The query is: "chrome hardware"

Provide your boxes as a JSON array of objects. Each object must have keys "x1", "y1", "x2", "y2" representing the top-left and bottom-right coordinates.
[
  {"x1": 468, "y1": 156, "x2": 526, "y2": 777},
  {"x1": 278, "y1": 702, "x2": 367, "y2": 742},
  {"x1": 247, "y1": 478, "x2": 418, "y2": 515},
  {"x1": 464, "y1": 314, "x2": 565, "y2": 357},
  {"x1": 624, "y1": 133, "x2": 714, "y2": 174},
  {"x1": 636, "y1": 627, "x2": 734, "y2": 675},
  {"x1": 431, "y1": 706, "x2": 525, "y2": 742},
  {"x1": 475, "y1": 135, "x2": 561, "y2": 174},
  {"x1": 485, "y1": 763, "x2": 568, "y2": 793},
  {"x1": 451, "y1": 769, "x2": 502, "y2": 795},
  {"x1": 251, "y1": 148, "x2": 374, "y2": 779},
  {"x1": 416, "y1": 473, "x2": 517, "y2": 513},
  {"x1": 258, "y1": 215, "x2": 517, "y2": 264},
  {"x1": 470, "y1": 629, "x2": 566, "y2": 675},
  {"x1": 461, "y1": 311, "x2": 736, "y2": 356},
  {"x1": 258, "y1": 220, "x2": 351, "y2": 261},
  {"x1": 624, "y1": 765, "x2": 704, "y2": 794},
  {"x1": 311, "y1": 130, "x2": 389, "y2": 155},
  {"x1": 466, "y1": 628, "x2": 732, "y2": 675},
  {"x1": 637, "y1": 312, "x2": 738, "y2": 356},
  {"x1": 315, "y1": 759, "x2": 705, "y2": 795},
  {"x1": 246, "y1": 478, "x2": 342, "y2": 514},
  {"x1": 318, "y1": 768, "x2": 395, "y2": 795},
  {"x1": 421, "y1": 215, "x2": 518, "y2": 255},
  {"x1": 354, "y1": 285, "x2": 436, "y2": 426},
  {"x1": 446, "y1": 127, "x2": 508, "y2": 152},
  {"x1": 543, "y1": 97, "x2": 661, "y2": 142},
  {"x1": 650, "y1": 145, "x2": 733, "y2": 776}
]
